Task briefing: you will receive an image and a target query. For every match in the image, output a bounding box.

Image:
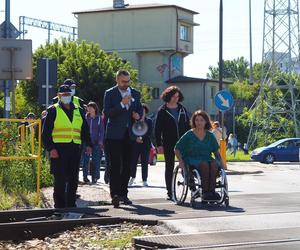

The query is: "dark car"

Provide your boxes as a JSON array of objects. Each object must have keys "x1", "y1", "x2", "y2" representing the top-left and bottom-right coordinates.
[{"x1": 251, "y1": 138, "x2": 300, "y2": 164}]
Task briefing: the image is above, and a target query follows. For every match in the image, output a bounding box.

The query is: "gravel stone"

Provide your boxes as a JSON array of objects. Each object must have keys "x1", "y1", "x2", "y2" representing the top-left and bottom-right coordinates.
[{"x1": 0, "y1": 222, "x2": 161, "y2": 249}]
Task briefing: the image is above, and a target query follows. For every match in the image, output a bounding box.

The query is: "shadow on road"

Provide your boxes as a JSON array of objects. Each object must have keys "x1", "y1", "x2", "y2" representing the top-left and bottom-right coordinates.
[
  {"x1": 121, "y1": 204, "x2": 175, "y2": 217},
  {"x1": 178, "y1": 202, "x2": 245, "y2": 213}
]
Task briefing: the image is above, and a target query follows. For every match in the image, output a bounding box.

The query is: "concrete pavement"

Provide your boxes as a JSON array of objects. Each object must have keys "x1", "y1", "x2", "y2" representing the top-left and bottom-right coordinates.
[{"x1": 42, "y1": 161, "x2": 300, "y2": 248}]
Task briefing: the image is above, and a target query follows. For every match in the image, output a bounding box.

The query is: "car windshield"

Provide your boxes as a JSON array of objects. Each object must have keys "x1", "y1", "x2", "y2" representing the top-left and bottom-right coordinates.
[{"x1": 268, "y1": 139, "x2": 289, "y2": 147}]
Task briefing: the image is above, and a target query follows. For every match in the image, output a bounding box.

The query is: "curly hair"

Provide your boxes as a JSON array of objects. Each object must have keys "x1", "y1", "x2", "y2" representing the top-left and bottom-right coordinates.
[
  {"x1": 190, "y1": 110, "x2": 212, "y2": 130},
  {"x1": 160, "y1": 85, "x2": 184, "y2": 103}
]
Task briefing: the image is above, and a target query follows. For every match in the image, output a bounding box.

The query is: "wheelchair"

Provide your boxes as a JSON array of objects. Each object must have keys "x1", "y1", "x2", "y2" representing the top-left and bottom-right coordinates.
[{"x1": 171, "y1": 162, "x2": 229, "y2": 207}]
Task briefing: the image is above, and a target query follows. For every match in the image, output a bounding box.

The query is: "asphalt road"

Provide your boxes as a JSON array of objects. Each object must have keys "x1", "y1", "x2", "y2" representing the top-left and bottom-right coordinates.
[{"x1": 114, "y1": 161, "x2": 300, "y2": 249}]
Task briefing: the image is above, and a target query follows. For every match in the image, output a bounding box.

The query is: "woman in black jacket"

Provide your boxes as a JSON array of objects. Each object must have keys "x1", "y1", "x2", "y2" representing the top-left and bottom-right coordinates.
[{"x1": 155, "y1": 86, "x2": 190, "y2": 200}]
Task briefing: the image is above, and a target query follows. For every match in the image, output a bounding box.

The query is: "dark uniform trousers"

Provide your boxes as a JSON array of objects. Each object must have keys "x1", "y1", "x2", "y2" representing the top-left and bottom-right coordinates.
[
  {"x1": 106, "y1": 130, "x2": 131, "y2": 198},
  {"x1": 50, "y1": 143, "x2": 81, "y2": 208}
]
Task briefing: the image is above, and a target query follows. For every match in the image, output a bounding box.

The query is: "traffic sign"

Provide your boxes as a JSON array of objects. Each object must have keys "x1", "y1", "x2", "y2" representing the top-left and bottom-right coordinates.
[
  {"x1": 214, "y1": 90, "x2": 234, "y2": 111},
  {"x1": 0, "y1": 21, "x2": 21, "y2": 39}
]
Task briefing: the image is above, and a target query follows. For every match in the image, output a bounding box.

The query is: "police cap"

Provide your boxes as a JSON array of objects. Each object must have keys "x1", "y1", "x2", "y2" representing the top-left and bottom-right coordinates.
[{"x1": 58, "y1": 84, "x2": 71, "y2": 93}]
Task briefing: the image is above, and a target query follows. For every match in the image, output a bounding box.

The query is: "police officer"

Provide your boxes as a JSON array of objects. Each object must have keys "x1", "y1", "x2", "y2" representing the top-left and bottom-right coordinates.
[
  {"x1": 52, "y1": 79, "x2": 85, "y2": 108},
  {"x1": 42, "y1": 84, "x2": 92, "y2": 208}
]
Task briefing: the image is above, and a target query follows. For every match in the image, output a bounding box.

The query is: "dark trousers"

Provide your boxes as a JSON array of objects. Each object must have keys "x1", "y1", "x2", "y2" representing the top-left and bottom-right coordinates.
[
  {"x1": 103, "y1": 139, "x2": 111, "y2": 184},
  {"x1": 164, "y1": 144, "x2": 176, "y2": 197},
  {"x1": 130, "y1": 142, "x2": 150, "y2": 181},
  {"x1": 50, "y1": 143, "x2": 81, "y2": 208},
  {"x1": 106, "y1": 132, "x2": 131, "y2": 198},
  {"x1": 83, "y1": 144, "x2": 102, "y2": 180}
]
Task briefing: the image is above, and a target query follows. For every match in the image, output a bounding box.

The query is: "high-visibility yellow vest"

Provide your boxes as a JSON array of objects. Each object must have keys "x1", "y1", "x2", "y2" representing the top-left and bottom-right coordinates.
[
  {"x1": 73, "y1": 96, "x2": 80, "y2": 107},
  {"x1": 52, "y1": 104, "x2": 83, "y2": 144}
]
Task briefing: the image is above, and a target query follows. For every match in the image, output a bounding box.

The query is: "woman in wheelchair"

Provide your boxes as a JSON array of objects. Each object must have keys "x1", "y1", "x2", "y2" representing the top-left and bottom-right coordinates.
[{"x1": 174, "y1": 110, "x2": 224, "y2": 201}]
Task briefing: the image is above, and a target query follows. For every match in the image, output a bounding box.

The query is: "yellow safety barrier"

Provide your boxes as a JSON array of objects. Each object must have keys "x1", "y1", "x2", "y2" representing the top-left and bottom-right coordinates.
[
  {"x1": 220, "y1": 139, "x2": 227, "y2": 169},
  {"x1": 0, "y1": 118, "x2": 42, "y2": 203}
]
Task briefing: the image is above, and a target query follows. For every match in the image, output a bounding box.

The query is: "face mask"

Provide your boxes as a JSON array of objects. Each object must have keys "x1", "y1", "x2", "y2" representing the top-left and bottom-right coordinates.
[
  {"x1": 60, "y1": 96, "x2": 72, "y2": 104},
  {"x1": 70, "y1": 89, "x2": 75, "y2": 96}
]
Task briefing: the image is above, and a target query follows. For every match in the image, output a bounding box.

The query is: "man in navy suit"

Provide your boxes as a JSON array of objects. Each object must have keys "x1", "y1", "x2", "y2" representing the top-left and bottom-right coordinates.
[{"x1": 103, "y1": 69, "x2": 143, "y2": 207}]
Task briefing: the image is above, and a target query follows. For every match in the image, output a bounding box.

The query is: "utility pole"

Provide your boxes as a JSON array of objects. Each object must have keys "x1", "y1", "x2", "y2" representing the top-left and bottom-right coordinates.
[
  {"x1": 4, "y1": 0, "x2": 11, "y2": 118},
  {"x1": 249, "y1": 0, "x2": 254, "y2": 84},
  {"x1": 219, "y1": 0, "x2": 223, "y2": 127}
]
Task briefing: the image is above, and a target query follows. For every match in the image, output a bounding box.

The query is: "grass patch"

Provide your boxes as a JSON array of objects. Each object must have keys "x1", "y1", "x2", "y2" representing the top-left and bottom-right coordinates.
[
  {"x1": 226, "y1": 150, "x2": 251, "y2": 161},
  {"x1": 90, "y1": 228, "x2": 144, "y2": 248},
  {"x1": 0, "y1": 122, "x2": 52, "y2": 209},
  {"x1": 0, "y1": 188, "x2": 43, "y2": 209},
  {"x1": 0, "y1": 187, "x2": 15, "y2": 210}
]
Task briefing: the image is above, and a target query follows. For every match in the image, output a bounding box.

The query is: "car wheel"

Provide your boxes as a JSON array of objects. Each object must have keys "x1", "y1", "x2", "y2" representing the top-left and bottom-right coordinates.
[
  {"x1": 150, "y1": 155, "x2": 157, "y2": 166},
  {"x1": 264, "y1": 154, "x2": 275, "y2": 164}
]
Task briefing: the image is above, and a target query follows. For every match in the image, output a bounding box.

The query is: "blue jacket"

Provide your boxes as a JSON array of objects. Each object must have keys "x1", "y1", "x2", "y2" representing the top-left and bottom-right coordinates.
[{"x1": 103, "y1": 86, "x2": 143, "y2": 139}]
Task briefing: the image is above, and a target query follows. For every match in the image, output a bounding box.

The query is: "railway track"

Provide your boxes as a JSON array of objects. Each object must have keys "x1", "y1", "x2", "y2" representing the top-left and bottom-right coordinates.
[{"x1": 0, "y1": 207, "x2": 157, "y2": 241}]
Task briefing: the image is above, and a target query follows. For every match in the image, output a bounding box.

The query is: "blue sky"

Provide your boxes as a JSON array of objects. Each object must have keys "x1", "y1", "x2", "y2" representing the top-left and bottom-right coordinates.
[{"x1": 1, "y1": 0, "x2": 264, "y2": 78}]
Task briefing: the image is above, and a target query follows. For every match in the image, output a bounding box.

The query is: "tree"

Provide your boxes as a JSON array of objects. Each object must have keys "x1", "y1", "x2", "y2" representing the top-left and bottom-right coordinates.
[
  {"x1": 19, "y1": 39, "x2": 151, "y2": 115},
  {"x1": 207, "y1": 57, "x2": 249, "y2": 81},
  {"x1": 228, "y1": 80, "x2": 259, "y2": 101}
]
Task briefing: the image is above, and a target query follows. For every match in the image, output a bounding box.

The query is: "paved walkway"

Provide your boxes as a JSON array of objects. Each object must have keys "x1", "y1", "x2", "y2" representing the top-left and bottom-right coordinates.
[{"x1": 42, "y1": 161, "x2": 284, "y2": 207}]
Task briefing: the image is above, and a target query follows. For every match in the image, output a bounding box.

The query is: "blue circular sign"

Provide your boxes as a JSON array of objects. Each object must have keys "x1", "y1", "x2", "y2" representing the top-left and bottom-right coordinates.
[{"x1": 214, "y1": 90, "x2": 234, "y2": 111}]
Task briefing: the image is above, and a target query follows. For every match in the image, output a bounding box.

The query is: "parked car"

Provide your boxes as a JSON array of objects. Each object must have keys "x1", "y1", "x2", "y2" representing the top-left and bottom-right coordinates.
[{"x1": 251, "y1": 138, "x2": 300, "y2": 164}]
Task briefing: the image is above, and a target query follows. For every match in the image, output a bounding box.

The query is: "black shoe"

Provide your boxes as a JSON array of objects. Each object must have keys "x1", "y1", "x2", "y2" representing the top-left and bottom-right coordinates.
[
  {"x1": 120, "y1": 196, "x2": 133, "y2": 205},
  {"x1": 84, "y1": 177, "x2": 90, "y2": 183},
  {"x1": 92, "y1": 178, "x2": 97, "y2": 184},
  {"x1": 111, "y1": 195, "x2": 119, "y2": 208},
  {"x1": 166, "y1": 195, "x2": 173, "y2": 201},
  {"x1": 104, "y1": 177, "x2": 110, "y2": 184}
]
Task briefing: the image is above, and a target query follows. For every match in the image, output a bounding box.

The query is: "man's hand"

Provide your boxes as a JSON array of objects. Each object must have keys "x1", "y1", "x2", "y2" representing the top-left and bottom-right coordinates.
[
  {"x1": 50, "y1": 149, "x2": 59, "y2": 159},
  {"x1": 99, "y1": 143, "x2": 104, "y2": 150},
  {"x1": 157, "y1": 146, "x2": 164, "y2": 154},
  {"x1": 121, "y1": 95, "x2": 131, "y2": 105},
  {"x1": 136, "y1": 137, "x2": 143, "y2": 143},
  {"x1": 86, "y1": 146, "x2": 92, "y2": 155},
  {"x1": 132, "y1": 111, "x2": 140, "y2": 120}
]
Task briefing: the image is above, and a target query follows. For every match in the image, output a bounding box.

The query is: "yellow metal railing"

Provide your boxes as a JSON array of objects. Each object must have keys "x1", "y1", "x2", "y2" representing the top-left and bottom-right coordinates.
[{"x1": 0, "y1": 118, "x2": 42, "y2": 203}]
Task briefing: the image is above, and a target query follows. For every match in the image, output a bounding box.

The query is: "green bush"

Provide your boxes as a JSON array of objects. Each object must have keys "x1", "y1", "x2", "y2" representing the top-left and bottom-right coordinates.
[{"x1": 0, "y1": 122, "x2": 52, "y2": 197}]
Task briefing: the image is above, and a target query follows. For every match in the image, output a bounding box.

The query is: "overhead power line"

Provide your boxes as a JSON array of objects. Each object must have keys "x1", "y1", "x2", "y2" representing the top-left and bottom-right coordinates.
[{"x1": 19, "y1": 16, "x2": 77, "y2": 43}]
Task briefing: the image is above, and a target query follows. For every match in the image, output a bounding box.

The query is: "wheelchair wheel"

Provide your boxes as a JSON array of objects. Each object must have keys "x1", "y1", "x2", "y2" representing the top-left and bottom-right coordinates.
[
  {"x1": 223, "y1": 174, "x2": 229, "y2": 207},
  {"x1": 172, "y1": 164, "x2": 188, "y2": 205}
]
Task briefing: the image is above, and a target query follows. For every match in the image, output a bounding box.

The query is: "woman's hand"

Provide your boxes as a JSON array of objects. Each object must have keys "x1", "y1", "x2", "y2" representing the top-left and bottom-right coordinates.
[
  {"x1": 178, "y1": 161, "x2": 185, "y2": 169},
  {"x1": 157, "y1": 146, "x2": 164, "y2": 154},
  {"x1": 86, "y1": 146, "x2": 92, "y2": 155},
  {"x1": 214, "y1": 151, "x2": 224, "y2": 169}
]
